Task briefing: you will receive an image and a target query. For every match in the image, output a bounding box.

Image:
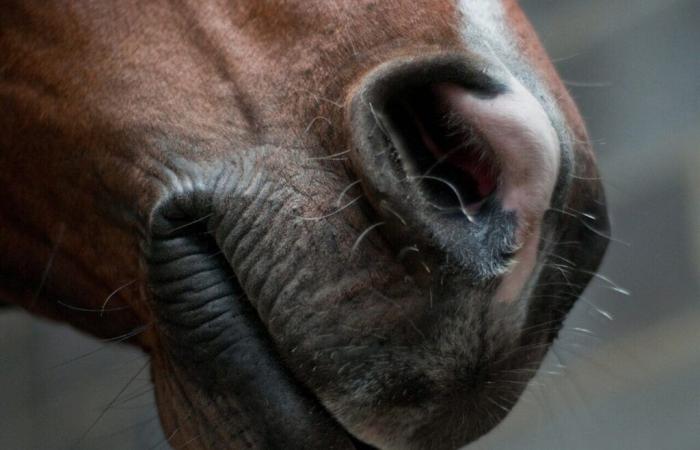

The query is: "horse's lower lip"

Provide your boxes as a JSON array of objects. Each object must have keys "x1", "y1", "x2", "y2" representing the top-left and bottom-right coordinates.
[{"x1": 145, "y1": 203, "x2": 375, "y2": 449}]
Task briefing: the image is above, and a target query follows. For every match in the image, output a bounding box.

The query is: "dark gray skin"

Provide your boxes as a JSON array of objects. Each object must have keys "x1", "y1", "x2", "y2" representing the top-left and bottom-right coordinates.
[{"x1": 0, "y1": 1, "x2": 609, "y2": 449}]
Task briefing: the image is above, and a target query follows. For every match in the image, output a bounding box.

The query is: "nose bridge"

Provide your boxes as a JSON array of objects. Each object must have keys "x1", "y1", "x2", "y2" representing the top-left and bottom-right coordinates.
[{"x1": 226, "y1": 0, "x2": 469, "y2": 137}]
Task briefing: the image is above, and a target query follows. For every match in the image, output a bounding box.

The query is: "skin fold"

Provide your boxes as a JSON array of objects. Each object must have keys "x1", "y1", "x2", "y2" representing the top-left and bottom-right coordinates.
[{"x1": 0, "y1": 1, "x2": 609, "y2": 449}]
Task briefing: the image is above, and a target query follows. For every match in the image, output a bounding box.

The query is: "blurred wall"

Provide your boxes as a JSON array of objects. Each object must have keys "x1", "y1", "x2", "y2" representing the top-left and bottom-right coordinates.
[
  {"x1": 477, "y1": 1, "x2": 700, "y2": 449},
  {"x1": 1, "y1": 1, "x2": 698, "y2": 449}
]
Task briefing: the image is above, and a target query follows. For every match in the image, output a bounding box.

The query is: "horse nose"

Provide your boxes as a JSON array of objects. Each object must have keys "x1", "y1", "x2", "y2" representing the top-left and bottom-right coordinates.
[{"x1": 349, "y1": 55, "x2": 560, "y2": 280}]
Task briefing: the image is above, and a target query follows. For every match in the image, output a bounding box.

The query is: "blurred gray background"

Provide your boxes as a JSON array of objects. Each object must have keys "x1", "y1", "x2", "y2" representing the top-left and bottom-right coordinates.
[{"x1": 1, "y1": 0, "x2": 698, "y2": 449}]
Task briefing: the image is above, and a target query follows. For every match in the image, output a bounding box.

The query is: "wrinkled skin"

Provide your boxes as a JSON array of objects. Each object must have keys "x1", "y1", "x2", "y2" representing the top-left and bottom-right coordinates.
[{"x1": 0, "y1": 1, "x2": 609, "y2": 449}]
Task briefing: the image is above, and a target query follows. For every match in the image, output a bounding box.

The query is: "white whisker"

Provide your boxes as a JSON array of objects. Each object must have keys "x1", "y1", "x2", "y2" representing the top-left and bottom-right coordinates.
[{"x1": 351, "y1": 222, "x2": 386, "y2": 255}]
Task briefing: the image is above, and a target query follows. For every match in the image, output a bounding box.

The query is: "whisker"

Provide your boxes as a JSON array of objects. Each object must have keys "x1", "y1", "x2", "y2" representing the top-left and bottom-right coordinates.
[
  {"x1": 163, "y1": 213, "x2": 214, "y2": 235},
  {"x1": 73, "y1": 360, "x2": 150, "y2": 447},
  {"x1": 48, "y1": 323, "x2": 152, "y2": 370},
  {"x1": 173, "y1": 434, "x2": 202, "y2": 449},
  {"x1": 379, "y1": 200, "x2": 408, "y2": 226},
  {"x1": 547, "y1": 207, "x2": 631, "y2": 246},
  {"x1": 298, "y1": 194, "x2": 362, "y2": 221},
  {"x1": 351, "y1": 222, "x2": 386, "y2": 255},
  {"x1": 408, "y1": 175, "x2": 475, "y2": 223},
  {"x1": 86, "y1": 414, "x2": 159, "y2": 442},
  {"x1": 149, "y1": 427, "x2": 180, "y2": 450},
  {"x1": 56, "y1": 300, "x2": 131, "y2": 313},
  {"x1": 419, "y1": 260, "x2": 431, "y2": 274},
  {"x1": 397, "y1": 245, "x2": 420, "y2": 261},
  {"x1": 307, "y1": 149, "x2": 352, "y2": 161},
  {"x1": 563, "y1": 79, "x2": 613, "y2": 88},
  {"x1": 368, "y1": 101, "x2": 391, "y2": 139},
  {"x1": 110, "y1": 384, "x2": 155, "y2": 408},
  {"x1": 32, "y1": 222, "x2": 66, "y2": 306},
  {"x1": 578, "y1": 270, "x2": 631, "y2": 296},
  {"x1": 580, "y1": 221, "x2": 630, "y2": 247},
  {"x1": 580, "y1": 297, "x2": 615, "y2": 321},
  {"x1": 551, "y1": 52, "x2": 583, "y2": 63},
  {"x1": 303, "y1": 115, "x2": 333, "y2": 134},
  {"x1": 295, "y1": 88, "x2": 344, "y2": 108},
  {"x1": 101, "y1": 279, "x2": 138, "y2": 316},
  {"x1": 420, "y1": 138, "x2": 475, "y2": 178},
  {"x1": 549, "y1": 253, "x2": 576, "y2": 267},
  {"x1": 335, "y1": 179, "x2": 362, "y2": 207},
  {"x1": 484, "y1": 395, "x2": 511, "y2": 414},
  {"x1": 571, "y1": 174, "x2": 603, "y2": 181}
]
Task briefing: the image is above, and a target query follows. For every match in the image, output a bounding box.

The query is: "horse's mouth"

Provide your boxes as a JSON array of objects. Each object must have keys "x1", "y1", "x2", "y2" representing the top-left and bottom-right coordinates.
[
  {"x1": 146, "y1": 207, "x2": 379, "y2": 449},
  {"x1": 144, "y1": 209, "x2": 525, "y2": 450}
]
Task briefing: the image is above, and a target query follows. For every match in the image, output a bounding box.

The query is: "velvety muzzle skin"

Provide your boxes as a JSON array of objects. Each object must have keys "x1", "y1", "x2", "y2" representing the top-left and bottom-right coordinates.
[{"x1": 0, "y1": 1, "x2": 610, "y2": 449}]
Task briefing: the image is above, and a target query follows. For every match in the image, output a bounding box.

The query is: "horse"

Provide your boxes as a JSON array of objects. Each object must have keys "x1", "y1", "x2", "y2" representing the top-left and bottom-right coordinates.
[{"x1": 0, "y1": 1, "x2": 609, "y2": 449}]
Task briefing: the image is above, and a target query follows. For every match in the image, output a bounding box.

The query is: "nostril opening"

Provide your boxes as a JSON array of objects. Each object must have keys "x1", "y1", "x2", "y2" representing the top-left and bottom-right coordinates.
[{"x1": 382, "y1": 83, "x2": 500, "y2": 216}]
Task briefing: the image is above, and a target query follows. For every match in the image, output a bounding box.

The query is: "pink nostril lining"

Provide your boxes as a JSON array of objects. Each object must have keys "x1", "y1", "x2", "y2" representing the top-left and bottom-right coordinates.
[
  {"x1": 431, "y1": 81, "x2": 560, "y2": 220},
  {"x1": 431, "y1": 80, "x2": 560, "y2": 303}
]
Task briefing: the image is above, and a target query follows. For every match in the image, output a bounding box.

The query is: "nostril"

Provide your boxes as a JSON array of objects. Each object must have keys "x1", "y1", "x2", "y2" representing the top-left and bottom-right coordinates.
[
  {"x1": 351, "y1": 55, "x2": 561, "y2": 277},
  {"x1": 382, "y1": 82, "x2": 500, "y2": 217}
]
